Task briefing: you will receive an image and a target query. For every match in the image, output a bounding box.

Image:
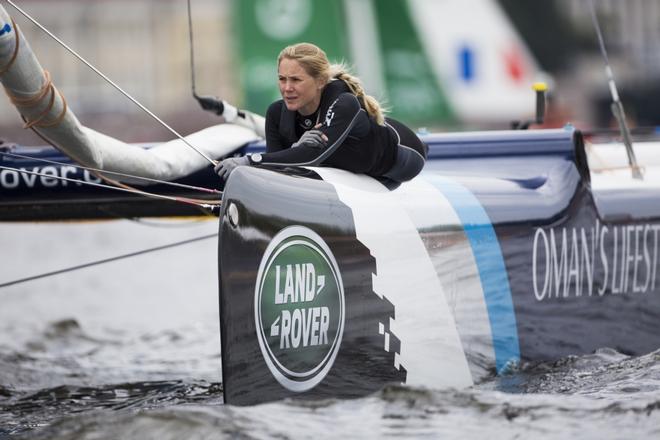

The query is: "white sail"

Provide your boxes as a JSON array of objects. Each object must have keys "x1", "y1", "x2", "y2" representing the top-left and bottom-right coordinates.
[{"x1": 0, "y1": 4, "x2": 262, "y2": 183}]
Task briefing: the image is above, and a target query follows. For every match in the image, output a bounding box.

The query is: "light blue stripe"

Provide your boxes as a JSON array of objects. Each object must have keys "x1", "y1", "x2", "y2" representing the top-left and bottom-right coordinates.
[{"x1": 426, "y1": 174, "x2": 520, "y2": 373}]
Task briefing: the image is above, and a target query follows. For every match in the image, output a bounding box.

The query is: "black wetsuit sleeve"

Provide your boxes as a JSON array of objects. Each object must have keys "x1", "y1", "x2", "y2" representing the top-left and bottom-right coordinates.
[
  {"x1": 265, "y1": 101, "x2": 289, "y2": 153},
  {"x1": 260, "y1": 92, "x2": 368, "y2": 166},
  {"x1": 317, "y1": 93, "x2": 368, "y2": 145}
]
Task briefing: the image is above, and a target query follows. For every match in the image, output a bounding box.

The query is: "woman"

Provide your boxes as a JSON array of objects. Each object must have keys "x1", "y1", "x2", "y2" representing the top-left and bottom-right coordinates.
[{"x1": 216, "y1": 42, "x2": 427, "y2": 182}]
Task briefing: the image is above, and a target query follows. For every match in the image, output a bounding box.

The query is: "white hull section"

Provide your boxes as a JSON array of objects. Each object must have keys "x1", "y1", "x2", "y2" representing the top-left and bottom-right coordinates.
[{"x1": 315, "y1": 168, "x2": 474, "y2": 388}]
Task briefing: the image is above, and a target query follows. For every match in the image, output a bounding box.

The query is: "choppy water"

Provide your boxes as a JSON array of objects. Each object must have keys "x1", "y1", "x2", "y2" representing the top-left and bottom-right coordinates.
[{"x1": 1, "y1": 220, "x2": 659, "y2": 439}]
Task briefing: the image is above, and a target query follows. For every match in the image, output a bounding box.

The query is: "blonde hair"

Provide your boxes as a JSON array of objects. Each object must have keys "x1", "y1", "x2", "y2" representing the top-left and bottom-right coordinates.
[{"x1": 278, "y1": 42, "x2": 386, "y2": 125}]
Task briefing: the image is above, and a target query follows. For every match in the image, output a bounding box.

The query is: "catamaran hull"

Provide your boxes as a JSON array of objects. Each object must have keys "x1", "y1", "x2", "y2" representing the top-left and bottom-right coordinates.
[
  {"x1": 218, "y1": 128, "x2": 660, "y2": 405},
  {"x1": 0, "y1": 145, "x2": 223, "y2": 220}
]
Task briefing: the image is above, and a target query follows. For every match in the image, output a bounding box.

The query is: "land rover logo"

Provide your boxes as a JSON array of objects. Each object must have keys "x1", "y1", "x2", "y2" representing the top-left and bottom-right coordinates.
[{"x1": 255, "y1": 226, "x2": 345, "y2": 392}]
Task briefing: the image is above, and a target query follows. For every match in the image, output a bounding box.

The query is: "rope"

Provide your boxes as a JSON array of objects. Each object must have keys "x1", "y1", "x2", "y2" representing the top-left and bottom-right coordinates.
[
  {"x1": 23, "y1": 81, "x2": 57, "y2": 128},
  {"x1": 0, "y1": 233, "x2": 218, "y2": 289},
  {"x1": 0, "y1": 18, "x2": 19, "y2": 75},
  {"x1": 6, "y1": 0, "x2": 217, "y2": 167},
  {"x1": 16, "y1": 124, "x2": 222, "y2": 208},
  {"x1": 0, "y1": 150, "x2": 221, "y2": 194},
  {"x1": 29, "y1": 86, "x2": 67, "y2": 128},
  {"x1": 0, "y1": 164, "x2": 219, "y2": 210},
  {"x1": 2, "y1": 3, "x2": 222, "y2": 206},
  {"x1": 102, "y1": 173, "x2": 220, "y2": 207},
  {"x1": 5, "y1": 69, "x2": 69, "y2": 129},
  {"x1": 9, "y1": 69, "x2": 52, "y2": 106}
]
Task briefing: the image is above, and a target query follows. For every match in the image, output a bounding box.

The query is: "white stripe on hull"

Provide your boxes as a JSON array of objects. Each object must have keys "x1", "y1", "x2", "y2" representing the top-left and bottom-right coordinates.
[
  {"x1": 393, "y1": 176, "x2": 496, "y2": 381},
  {"x1": 314, "y1": 168, "x2": 473, "y2": 388}
]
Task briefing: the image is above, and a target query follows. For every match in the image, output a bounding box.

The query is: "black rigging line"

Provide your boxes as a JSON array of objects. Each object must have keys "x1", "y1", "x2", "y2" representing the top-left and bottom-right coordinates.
[
  {"x1": 5, "y1": 0, "x2": 217, "y2": 166},
  {"x1": 187, "y1": 0, "x2": 200, "y2": 99},
  {"x1": 586, "y1": 0, "x2": 641, "y2": 178},
  {"x1": 0, "y1": 233, "x2": 218, "y2": 289}
]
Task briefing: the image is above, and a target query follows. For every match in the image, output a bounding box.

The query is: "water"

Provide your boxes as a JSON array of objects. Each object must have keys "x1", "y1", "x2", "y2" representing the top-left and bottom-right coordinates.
[{"x1": 1, "y1": 221, "x2": 659, "y2": 439}]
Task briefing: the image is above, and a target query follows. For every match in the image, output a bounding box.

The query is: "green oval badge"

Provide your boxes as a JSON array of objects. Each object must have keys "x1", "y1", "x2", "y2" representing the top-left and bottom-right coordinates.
[{"x1": 255, "y1": 226, "x2": 345, "y2": 392}]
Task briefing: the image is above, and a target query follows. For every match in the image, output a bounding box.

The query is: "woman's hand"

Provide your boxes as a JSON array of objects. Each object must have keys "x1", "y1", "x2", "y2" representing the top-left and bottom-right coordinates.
[
  {"x1": 214, "y1": 156, "x2": 250, "y2": 180},
  {"x1": 292, "y1": 128, "x2": 328, "y2": 149}
]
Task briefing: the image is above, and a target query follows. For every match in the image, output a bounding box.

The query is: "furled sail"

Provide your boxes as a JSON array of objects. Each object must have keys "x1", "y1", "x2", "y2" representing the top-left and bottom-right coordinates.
[{"x1": 0, "y1": 4, "x2": 261, "y2": 183}]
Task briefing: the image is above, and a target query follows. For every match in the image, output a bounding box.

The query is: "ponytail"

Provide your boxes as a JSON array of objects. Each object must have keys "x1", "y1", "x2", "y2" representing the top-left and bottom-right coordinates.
[{"x1": 329, "y1": 64, "x2": 386, "y2": 126}]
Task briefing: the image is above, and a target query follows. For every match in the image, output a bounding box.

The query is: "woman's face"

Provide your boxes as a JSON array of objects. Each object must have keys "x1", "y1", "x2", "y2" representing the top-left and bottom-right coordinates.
[{"x1": 278, "y1": 58, "x2": 323, "y2": 116}]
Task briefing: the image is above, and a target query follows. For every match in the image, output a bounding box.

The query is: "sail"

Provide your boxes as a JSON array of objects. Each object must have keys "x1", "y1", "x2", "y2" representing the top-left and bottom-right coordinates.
[
  {"x1": 232, "y1": 0, "x2": 543, "y2": 127},
  {"x1": 0, "y1": 4, "x2": 260, "y2": 183}
]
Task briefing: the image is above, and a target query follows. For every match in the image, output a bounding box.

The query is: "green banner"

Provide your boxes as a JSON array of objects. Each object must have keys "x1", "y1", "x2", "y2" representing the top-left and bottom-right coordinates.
[
  {"x1": 232, "y1": 0, "x2": 455, "y2": 126},
  {"x1": 232, "y1": 0, "x2": 348, "y2": 114},
  {"x1": 372, "y1": 0, "x2": 454, "y2": 125}
]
